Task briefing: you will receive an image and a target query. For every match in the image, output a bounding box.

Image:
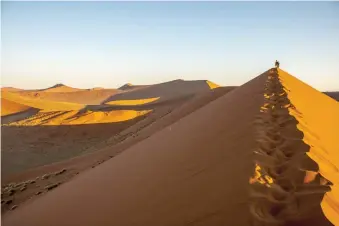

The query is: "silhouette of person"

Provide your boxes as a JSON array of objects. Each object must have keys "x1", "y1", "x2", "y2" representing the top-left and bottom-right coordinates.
[{"x1": 275, "y1": 60, "x2": 280, "y2": 68}]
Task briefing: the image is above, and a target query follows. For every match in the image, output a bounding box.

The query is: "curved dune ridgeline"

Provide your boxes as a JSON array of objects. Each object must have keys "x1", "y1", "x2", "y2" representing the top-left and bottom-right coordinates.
[
  {"x1": 278, "y1": 69, "x2": 339, "y2": 225},
  {"x1": 249, "y1": 69, "x2": 332, "y2": 226}
]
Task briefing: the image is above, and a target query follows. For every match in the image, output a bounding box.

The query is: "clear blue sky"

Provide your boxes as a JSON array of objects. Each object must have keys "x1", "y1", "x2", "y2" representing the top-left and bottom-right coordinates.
[{"x1": 1, "y1": 1, "x2": 339, "y2": 91}]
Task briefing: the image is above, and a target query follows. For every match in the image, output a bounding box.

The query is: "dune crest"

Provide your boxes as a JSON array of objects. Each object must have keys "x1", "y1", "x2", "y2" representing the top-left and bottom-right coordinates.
[
  {"x1": 40, "y1": 84, "x2": 85, "y2": 93},
  {"x1": 249, "y1": 69, "x2": 332, "y2": 225}
]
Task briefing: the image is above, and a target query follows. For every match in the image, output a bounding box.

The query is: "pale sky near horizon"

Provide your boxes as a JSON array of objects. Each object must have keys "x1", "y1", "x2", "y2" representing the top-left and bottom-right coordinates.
[{"x1": 1, "y1": 1, "x2": 339, "y2": 91}]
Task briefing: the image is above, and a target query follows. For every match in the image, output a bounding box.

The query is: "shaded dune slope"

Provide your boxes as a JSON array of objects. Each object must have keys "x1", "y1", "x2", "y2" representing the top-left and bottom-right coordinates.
[
  {"x1": 103, "y1": 79, "x2": 219, "y2": 104},
  {"x1": 1, "y1": 86, "x2": 235, "y2": 185},
  {"x1": 2, "y1": 72, "x2": 267, "y2": 226}
]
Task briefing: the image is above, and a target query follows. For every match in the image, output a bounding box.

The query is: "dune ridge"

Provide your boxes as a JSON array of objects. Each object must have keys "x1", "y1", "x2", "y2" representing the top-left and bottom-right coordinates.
[{"x1": 249, "y1": 69, "x2": 332, "y2": 225}]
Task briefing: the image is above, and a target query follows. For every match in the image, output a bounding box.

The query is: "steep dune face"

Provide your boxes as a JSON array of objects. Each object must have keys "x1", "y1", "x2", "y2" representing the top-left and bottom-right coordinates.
[
  {"x1": 279, "y1": 69, "x2": 339, "y2": 226},
  {"x1": 2, "y1": 72, "x2": 267, "y2": 226},
  {"x1": 1, "y1": 98, "x2": 32, "y2": 116},
  {"x1": 103, "y1": 79, "x2": 219, "y2": 104}
]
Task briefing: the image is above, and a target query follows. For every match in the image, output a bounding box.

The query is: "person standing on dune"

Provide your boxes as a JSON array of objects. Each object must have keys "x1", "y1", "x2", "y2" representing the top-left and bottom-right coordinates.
[{"x1": 275, "y1": 60, "x2": 280, "y2": 68}]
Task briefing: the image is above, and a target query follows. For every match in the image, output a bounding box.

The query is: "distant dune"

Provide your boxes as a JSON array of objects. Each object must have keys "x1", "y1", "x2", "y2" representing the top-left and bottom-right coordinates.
[
  {"x1": 2, "y1": 91, "x2": 84, "y2": 111},
  {"x1": 38, "y1": 84, "x2": 85, "y2": 93},
  {"x1": 1, "y1": 87, "x2": 24, "y2": 92},
  {"x1": 324, "y1": 91, "x2": 339, "y2": 101},
  {"x1": 118, "y1": 83, "x2": 149, "y2": 91},
  {"x1": 17, "y1": 89, "x2": 119, "y2": 105},
  {"x1": 103, "y1": 79, "x2": 219, "y2": 104}
]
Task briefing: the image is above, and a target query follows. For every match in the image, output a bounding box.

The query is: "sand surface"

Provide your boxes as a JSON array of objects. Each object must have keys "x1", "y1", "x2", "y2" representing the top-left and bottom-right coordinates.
[
  {"x1": 279, "y1": 69, "x2": 339, "y2": 225},
  {"x1": 17, "y1": 89, "x2": 119, "y2": 105},
  {"x1": 1, "y1": 98, "x2": 32, "y2": 116},
  {"x1": 103, "y1": 79, "x2": 218, "y2": 104},
  {"x1": 1, "y1": 72, "x2": 337, "y2": 226},
  {"x1": 2, "y1": 72, "x2": 267, "y2": 226}
]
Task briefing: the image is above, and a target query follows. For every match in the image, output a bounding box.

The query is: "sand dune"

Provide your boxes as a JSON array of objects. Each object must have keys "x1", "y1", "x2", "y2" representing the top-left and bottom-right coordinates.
[
  {"x1": 2, "y1": 91, "x2": 84, "y2": 111},
  {"x1": 2, "y1": 71, "x2": 269, "y2": 226},
  {"x1": 1, "y1": 86, "x2": 236, "y2": 215},
  {"x1": 1, "y1": 98, "x2": 32, "y2": 116},
  {"x1": 106, "y1": 97, "x2": 160, "y2": 106},
  {"x1": 1, "y1": 87, "x2": 24, "y2": 92},
  {"x1": 103, "y1": 79, "x2": 219, "y2": 104},
  {"x1": 38, "y1": 84, "x2": 85, "y2": 93},
  {"x1": 17, "y1": 89, "x2": 119, "y2": 105},
  {"x1": 2, "y1": 71, "x2": 336, "y2": 226},
  {"x1": 278, "y1": 68, "x2": 339, "y2": 225},
  {"x1": 118, "y1": 83, "x2": 149, "y2": 91}
]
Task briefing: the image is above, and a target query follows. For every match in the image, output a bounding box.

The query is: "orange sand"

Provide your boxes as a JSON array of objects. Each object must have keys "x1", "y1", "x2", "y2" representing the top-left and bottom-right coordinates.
[
  {"x1": 2, "y1": 91, "x2": 84, "y2": 111},
  {"x1": 1, "y1": 72, "x2": 336, "y2": 226},
  {"x1": 206, "y1": 80, "x2": 220, "y2": 89},
  {"x1": 40, "y1": 84, "x2": 85, "y2": 93},
  {"x1": 1, "y1": 98, "x2": 32, "y2": 116},
  {"x1": 105, "y1": 97, "x2": 160, "y2": 106},
  {"x1": 279, "y1": 68, "x2": 339, "y2": 225}
]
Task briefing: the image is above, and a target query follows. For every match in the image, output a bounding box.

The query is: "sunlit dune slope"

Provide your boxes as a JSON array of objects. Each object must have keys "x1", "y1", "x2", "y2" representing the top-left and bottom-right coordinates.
[
  {"x1": 1, "y1": 98, "x2": 32, "y2": 116},
  {"x1": 1, "y1": 87, "x2": 24, "y2": 92},
  {"x1": 279, "y1": 68, "x2": 339, "y2": 226},
  {"x1": 2, "y1": 91, "x2": 84, "y2": 111},
  {"x1": 105, "y1": 97, "x2": 160, "y2": 106},
  {"x1": 2, "y1": 71, "x2": 267, "y2": 226},
  {"x1": 7, "y1": 109, "x2": 151, "y2": 126},
  {"x1": 206, "y1": 80, "x2": 220, "y2": 89},
  {"x1": 18, "y1": 89, "x2": 119, "y2": 105},
  {"x1": 103, "y1": 79, "x2": 219, "y2": 104}
]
